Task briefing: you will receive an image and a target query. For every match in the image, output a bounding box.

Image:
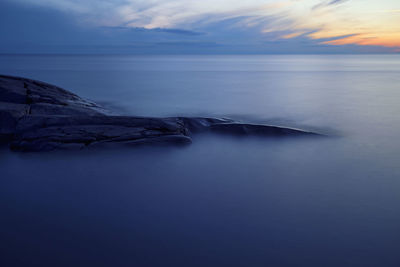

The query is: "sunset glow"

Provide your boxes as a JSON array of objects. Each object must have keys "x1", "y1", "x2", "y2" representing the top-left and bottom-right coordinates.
[{"x1": 2, "y1": 0, "x2": 400, "y2": 53}]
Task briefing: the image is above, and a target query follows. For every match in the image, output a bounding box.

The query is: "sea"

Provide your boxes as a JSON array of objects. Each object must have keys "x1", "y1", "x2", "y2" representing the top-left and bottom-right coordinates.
[{"x1": 1, "y1": 54, "x2": 400, "y2": 266}]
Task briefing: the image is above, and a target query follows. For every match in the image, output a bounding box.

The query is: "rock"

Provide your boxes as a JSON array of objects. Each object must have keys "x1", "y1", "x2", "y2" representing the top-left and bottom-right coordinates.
[
  {"x1": 10, "y1": 115, "x2": 190, "y2": 151},
  {"x1": 30, "y1": 103, "x2": 104, "y2": 116},
  {"x1": 0, "y1": 78, "x2": 27, "y2": 104},
  {"x1": 0, "y1": 102, "x2": 29, "y2": 141},
  {"x1": 0, "y1": 74, "x2": 322, "y2": 152},
  {"x1": 209, "y1": 123, "x2": 319, "y2": 136}
]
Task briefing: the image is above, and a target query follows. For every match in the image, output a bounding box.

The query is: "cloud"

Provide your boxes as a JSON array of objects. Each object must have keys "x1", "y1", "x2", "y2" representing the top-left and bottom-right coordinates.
[
  {"x1": 328, "y1": 0, "x2": 348, "y2": 5},
  {"x1": 102, "y1": 26, "x2": 203, "y2": 36},
  {"x1": 1, "y1": 0, "x2": 399, "y2": 53},
  {"x1": 312, "y1": 0, "x2": 349, "y2": 10}
]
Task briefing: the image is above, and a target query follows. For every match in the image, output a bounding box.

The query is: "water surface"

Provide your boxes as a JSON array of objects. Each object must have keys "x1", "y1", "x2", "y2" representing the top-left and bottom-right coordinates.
[{"x1": 1, "y1": 55, "x2": 400, "y2": 266}]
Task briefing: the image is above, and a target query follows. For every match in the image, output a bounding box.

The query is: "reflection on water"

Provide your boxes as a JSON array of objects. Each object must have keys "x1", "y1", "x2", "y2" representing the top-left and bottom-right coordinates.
[{"x1": 1, "y1": 55, "x2": 400, "y2": 266}]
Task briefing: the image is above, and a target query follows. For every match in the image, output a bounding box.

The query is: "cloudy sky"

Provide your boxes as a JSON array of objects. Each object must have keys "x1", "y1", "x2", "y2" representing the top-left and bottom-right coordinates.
[{"x1": 1, "y1": 0, "x2": 399, "y2": 53}]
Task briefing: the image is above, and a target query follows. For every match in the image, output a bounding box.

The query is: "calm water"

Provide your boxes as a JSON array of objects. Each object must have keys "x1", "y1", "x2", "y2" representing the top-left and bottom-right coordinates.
[{"x1": 1, "y1": 55, "x2": 400, "y2": 266}]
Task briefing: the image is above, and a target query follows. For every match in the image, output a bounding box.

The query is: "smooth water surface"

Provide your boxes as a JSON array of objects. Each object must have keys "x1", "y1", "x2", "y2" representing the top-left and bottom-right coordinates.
[{"x1": 1, "y1": 55, "x2": 400, "y2": 266}]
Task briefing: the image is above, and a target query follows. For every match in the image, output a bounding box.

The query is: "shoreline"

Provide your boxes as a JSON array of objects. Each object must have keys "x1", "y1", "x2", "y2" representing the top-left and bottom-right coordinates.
[{"x1": 1, "y1": 74, "x2": 321, "y2": 152}]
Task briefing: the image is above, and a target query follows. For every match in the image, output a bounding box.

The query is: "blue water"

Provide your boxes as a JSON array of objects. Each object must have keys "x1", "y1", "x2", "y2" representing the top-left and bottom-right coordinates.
[{"x1": 1, "y1": 55, "x2": 400, "y2": 266}]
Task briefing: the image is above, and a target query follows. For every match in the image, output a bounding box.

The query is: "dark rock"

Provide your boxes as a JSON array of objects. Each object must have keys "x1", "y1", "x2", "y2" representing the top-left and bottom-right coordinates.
[
  {"x1": 0, "y1": 74, "x2": 322, "y2": 152},
  {"x1": 0, "y1": 78, "x2": 27, "y2": 104},
  {"x1": 0, "y1": 102, "x2": 29, "y2": 141},
  {"x1": 210, "y1": 123, "x2": 319, "y2": 136},
  {"x1": 30, "y1": 103, "x2": 104, "y2": 116}
]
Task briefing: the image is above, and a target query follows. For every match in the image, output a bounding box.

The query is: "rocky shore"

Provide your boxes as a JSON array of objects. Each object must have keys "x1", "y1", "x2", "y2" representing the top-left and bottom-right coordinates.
[{"x1": 0, "y1": 75, "x2": 320, "y2": 152}]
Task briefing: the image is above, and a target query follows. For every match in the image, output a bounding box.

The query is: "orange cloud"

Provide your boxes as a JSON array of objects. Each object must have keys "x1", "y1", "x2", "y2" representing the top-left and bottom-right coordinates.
[{"x1": 322, "y1": 33, "x2": 400, "y2": 48}]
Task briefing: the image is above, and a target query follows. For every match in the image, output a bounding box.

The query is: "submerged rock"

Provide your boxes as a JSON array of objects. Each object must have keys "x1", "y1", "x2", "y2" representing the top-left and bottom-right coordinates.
[{"x1": 0, "y1": 75, "x2": 321, "y2": 152}]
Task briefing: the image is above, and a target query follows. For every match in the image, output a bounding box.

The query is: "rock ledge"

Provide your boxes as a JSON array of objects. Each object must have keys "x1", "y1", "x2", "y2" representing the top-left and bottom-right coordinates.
[{"x1": 0, "y1": 75, "x2": 320, "y2": 152}]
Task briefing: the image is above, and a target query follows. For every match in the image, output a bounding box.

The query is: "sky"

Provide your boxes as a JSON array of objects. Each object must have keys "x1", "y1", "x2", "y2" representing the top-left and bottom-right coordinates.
[{"x1": 1, "y1": 0, "x2": 399, "y2": 54}]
